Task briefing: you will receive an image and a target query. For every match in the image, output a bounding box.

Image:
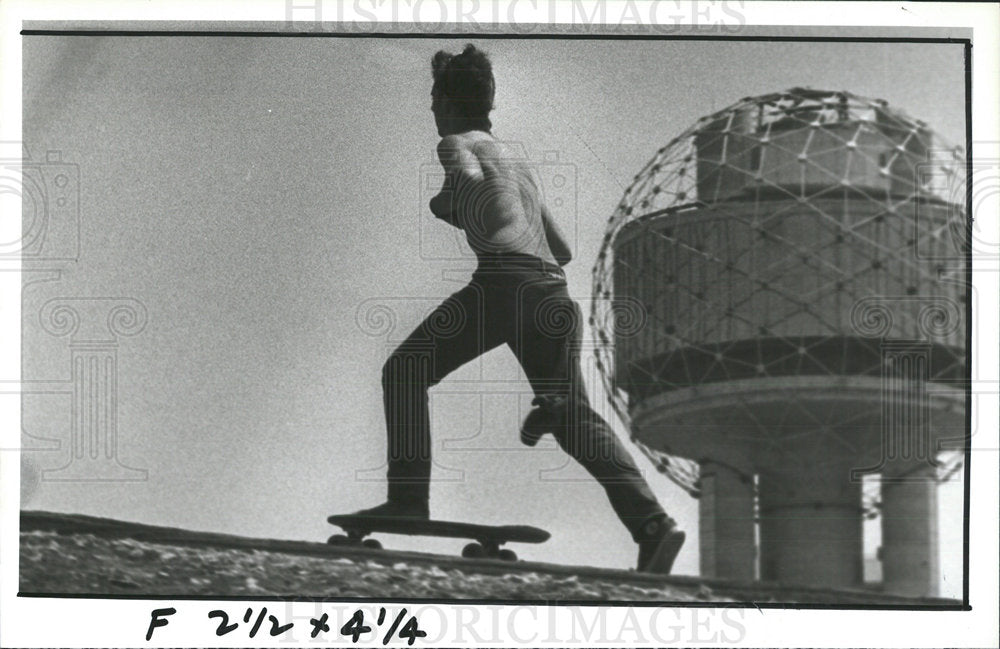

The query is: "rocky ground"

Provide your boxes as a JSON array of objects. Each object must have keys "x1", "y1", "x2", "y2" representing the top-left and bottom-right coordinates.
[
  {"x1": 19, "y1": 529, "x2": 721, "y2": 602},
  {"x1": 18, "y1": 510, "x2": 958, "y2": 606}
]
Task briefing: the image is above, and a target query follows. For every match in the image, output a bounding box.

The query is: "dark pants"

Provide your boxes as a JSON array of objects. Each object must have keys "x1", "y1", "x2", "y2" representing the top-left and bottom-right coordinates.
[{"x1": 381, "y1": 254, "x2": 665, "y2": 541}]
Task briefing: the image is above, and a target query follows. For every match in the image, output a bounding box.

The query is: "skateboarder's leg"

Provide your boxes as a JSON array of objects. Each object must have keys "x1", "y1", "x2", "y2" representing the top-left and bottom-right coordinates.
[
  {"x1": 381, "y1": 282, "x2": 504, "y2": 508},
  {"x1": 509, "y1": 274, "x2": 668, "y2": 543},
  {"x1": 541, "y1": 379, "x2": 670, "y2": 543}
]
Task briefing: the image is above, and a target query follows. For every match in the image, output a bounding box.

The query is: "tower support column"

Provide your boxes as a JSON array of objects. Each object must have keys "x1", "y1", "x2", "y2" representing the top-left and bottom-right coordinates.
[
  {"x1": 880, "y1": 464, "x2": 940, "y2": 597},
  {"x1": 698, "y1": 461, "x2": 756, "y2": 581},
  {"x1": 758, "y1": 460, "x2": 863, "y2": 588}
]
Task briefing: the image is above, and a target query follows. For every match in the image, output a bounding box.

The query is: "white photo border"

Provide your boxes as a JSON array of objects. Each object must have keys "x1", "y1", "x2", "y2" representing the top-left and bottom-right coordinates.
[{"x1": 1, "y1": 1, "x2": 997, "y2": 647}]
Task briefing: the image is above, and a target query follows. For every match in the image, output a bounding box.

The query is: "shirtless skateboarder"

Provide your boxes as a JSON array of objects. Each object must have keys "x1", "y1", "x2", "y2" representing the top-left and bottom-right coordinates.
[{"x1": 352, "y1": 44, "x2": 685, "y2": 574}]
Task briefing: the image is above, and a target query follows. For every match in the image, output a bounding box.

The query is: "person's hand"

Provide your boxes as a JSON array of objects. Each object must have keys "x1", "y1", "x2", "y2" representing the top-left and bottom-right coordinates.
[
  {"x1": 430, "y1": 192, "x2": 461, "y2": 228},
  {"x1": 430, "y1": 192, "x2": 454, "y2": 218}
]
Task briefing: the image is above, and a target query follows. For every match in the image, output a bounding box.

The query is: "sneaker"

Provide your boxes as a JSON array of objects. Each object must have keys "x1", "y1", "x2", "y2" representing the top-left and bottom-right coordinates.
[
  {"x1": 520, "y1": 395, "x2": 568, "y2": 447},
  {"x1": 636, "y1": 516, "x2": 686, "y2": 574},
  {"x1": 350, "y1": 500, "x2": 430, "y2": 521}
]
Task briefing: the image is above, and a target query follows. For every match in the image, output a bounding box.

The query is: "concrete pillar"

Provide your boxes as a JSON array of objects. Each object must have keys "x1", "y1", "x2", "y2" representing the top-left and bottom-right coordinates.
[
  {"x1": 758, "y1": 462, "x2": 863, "y2": 588},
  {"x1": 880, "y1": 464, "x2": 940, "y2": 597},
  {"x1": 875, "y1": 341, "x2": 941, "y2": 597},
  {"x1": 699, "y1": 462, "x2": 756, "y2": 581}
]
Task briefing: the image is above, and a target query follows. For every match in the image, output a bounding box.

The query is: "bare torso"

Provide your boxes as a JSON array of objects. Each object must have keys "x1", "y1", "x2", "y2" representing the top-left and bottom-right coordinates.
[{"x1": 442, "y1": 131, "x2": 559, "y2": 266}]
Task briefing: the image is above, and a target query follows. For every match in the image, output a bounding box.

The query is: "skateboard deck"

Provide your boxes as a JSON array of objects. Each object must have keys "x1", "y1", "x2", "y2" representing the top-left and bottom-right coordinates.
[{"x1": 327, "y1": 514, "x2": 550, "y2": 561}]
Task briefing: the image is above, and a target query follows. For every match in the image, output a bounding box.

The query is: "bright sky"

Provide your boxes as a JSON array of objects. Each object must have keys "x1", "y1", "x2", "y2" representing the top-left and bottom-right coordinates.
[{"x1": 20, "y1": 35, "x2": 964, "y2": 591}]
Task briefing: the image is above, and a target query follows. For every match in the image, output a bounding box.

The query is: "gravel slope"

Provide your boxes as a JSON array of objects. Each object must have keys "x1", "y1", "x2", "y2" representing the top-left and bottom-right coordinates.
[
  {"x1": 20, "y1": 529, "x2": 721, "y2": 602},
  {"x1": 18, "y1": 511, "x2": 959, "y2": 606}
]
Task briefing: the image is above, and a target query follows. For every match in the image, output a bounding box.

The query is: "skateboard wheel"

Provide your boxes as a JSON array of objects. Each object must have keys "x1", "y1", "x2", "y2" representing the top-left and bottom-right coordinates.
[
  {"x1": 362, "y1": 538, "x2": 383, "y2": 550},
  {"x1": 462, "y1": 543, "x2": 486, "y2": 559},
  {"x1": 327, "y1": 534, "x2": 351, "y2": 545},
  {"x1": 497, "y1": 549, "x2": 517, "y2": 562}
]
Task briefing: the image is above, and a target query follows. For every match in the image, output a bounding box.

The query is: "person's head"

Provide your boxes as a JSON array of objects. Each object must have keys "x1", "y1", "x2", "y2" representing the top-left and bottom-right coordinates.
[{"x1": 431, "y1": 44, "x2": 494, "y2": 136}]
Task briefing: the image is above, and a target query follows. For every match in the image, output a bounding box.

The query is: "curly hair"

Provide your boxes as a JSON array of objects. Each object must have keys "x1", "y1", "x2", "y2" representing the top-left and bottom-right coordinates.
[{"x1": 431, "y1": 44, "x2": 495, "y2": 119}]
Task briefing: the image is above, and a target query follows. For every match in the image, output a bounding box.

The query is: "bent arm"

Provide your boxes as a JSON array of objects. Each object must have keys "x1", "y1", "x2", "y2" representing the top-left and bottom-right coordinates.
[
  {"x1": 429, "y1": 190, "x2": 459, "y2": 226},
  {"x1": 430, "y1": 135, "x2": 485, "y2": 227},
  {"x1": 541, "y1": 203, "x2": 573, "y2": 266}
]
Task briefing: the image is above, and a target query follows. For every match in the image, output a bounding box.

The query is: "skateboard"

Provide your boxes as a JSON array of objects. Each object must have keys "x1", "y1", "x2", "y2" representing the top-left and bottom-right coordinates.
[{"x1": 326, "y1": 514, "x2": 550, "y2": 562}]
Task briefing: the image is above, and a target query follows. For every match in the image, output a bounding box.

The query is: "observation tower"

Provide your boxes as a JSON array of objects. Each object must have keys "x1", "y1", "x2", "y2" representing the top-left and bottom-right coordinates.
[{"x1": 591, "y1": 89, "x2": 967, "y2": 595}]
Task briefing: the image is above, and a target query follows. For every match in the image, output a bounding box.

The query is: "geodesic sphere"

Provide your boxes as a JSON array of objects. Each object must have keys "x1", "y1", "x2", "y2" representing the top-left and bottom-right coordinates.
[{"x1": 592, "y1": 88, "x2": 966, "y2": 404}]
